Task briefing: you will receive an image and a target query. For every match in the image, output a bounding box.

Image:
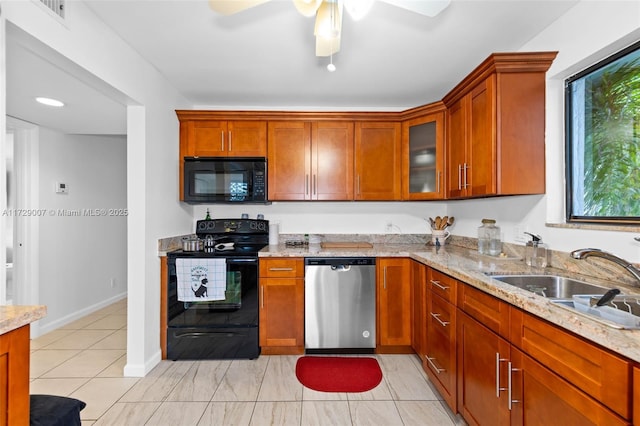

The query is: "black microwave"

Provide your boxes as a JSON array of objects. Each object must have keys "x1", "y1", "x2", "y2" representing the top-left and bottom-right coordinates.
[{"x1": 183, "y1": 157, "x2": 267, "y2": 204}]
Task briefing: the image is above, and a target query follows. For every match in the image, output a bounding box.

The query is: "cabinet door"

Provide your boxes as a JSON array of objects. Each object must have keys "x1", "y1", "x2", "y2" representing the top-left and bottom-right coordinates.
[
  {"x1": 312, "y1": 121, "x2": 354, "y2": 200},
  {"x1": 510, "y1": 348, "x2": 628, "y2": 426},
  {"x1": 0, "y1": 325, "x2": 30, "y2": 426},
  {"x1": 227, "y1": 121, "x2": 267, "y2": 157},
  {"x1": 377, "y1": 258, "x2": 411, "y2": 347},
  {"x1": 446, "y1": 97, "x2": 468, "y2": 198},
  {"x1": 410, "y1": 260, "x2": 426, "y2": 355},
  {"x1": 468, "y1": 76, "x2": 496, "y2": 196},
  {"x1": 267, "y1": 121, "x2": 312, "y2": 200},
  {"x1": 355, "y1": 122, "x2": 401, "y2": 200},
  {"x1": 402, "y1": 112, "x2": 445, "y2": 200},
  {"x1": 425, "y1": 292, "x2": 457, "y2": 411},
  {"x1": 457, "y1": 311, "x2": 511, "y2": 426},
  {"x1": 185, "y1": 120, "x2": 227, "y2": 157},
  {"x1": 259, "y1": 277, "x2": 304, "y2": 349}
]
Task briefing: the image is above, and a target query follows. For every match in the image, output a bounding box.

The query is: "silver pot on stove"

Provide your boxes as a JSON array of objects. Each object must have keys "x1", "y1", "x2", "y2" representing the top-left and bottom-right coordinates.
[{"x1": 182, "y1": 236, "x2": 203, "y2": 252}]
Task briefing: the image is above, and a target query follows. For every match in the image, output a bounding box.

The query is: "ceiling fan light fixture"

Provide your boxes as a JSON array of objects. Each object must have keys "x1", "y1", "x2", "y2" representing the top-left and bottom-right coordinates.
[
  {"x1": 344, "y1": 0, "x2": 374, "y2": 20},
  {"x1": 314, "y1": 0, "x2": 343, "y2": 39},
  {"x1": 292, "y1": 0, "x2": 322, "y2": 17},
  {"x1": 316, "y1": 34, "x2": 341, "y2": 56},
  {"x1": 208, "y1": 0, "x2": 271, "y2": 15}
]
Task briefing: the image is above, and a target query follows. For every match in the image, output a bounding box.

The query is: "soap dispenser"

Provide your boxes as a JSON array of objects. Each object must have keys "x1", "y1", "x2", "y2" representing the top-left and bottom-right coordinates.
[{"x1": 524, "y1": 232, "x2": 548, "y2": 268}]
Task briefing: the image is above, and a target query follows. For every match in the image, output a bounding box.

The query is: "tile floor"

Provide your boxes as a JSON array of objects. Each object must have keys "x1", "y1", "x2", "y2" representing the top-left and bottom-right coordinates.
[{"x1": 29, "y1": 299, "x2": 462, "y2": 425}]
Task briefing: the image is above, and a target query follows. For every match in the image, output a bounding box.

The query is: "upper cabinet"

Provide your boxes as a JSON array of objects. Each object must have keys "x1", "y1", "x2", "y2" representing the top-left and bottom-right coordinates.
[
  {"x1": 354, "y1": 122, "x2": 402, "y2": 200},
  {"x1": 402, "y1": 106, "x2": 446, "y2": 200},
  {"x1": 268, "y1": 121, "x2": 354, "y2": 201},
  {"x1": 180, "y1": 120, "x2": 267, "y2": 158},
  {"x1": 443, "y1": 52, "x2": 557, "y2": 199}
]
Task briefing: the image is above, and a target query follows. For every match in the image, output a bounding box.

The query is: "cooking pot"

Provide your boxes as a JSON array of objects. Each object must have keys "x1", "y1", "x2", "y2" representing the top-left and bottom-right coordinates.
[{"x1": 182, "y1": 237, "x2": 203, "y2": 252}]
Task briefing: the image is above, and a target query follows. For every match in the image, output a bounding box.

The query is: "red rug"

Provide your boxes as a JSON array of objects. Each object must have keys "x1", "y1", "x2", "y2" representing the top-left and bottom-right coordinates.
[{"x1": 295, "y1": 356, "x2": 383, "y2": 393}]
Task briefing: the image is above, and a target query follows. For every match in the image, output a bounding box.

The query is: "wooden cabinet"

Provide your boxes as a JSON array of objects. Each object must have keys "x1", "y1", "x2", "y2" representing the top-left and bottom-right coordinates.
[
  {"x1": 410, "y1": 260, "x2": 427, "y2": 356},
  {"x1": 180, "y1": 120, "x2": 267, "y2": 157},
  {"x1": 509, "y1": 348, "x2": 627, "y2": 426},
  {"x1": 354, "y1": 122, "x2": 401, "y2": 200},
  {"x1": 377, "y1": 258, "x2": 412, "y2": 350},
  {"x1": 456, "y1": 283, "x2": 512, "y2": 426},
  {"x1": 453, "y1": 277, "x2": 633, "y2": 426},
  {"x1": 510, "y1": 308, "x2": 631, "y2": 421},
  {"x1": 268, "y1": 121, "x2": 354, "y2": 201},
  {"x1": 402, "y1": 109, "x2": 446, "y2": 200},
  {"x1": 424, "y1": 268, "x2": 457, "y2": 410},
  {"x1": 457, "y1": 310, "x2": 511, "y2": 426},
  {"x1": 0, "y1": 324, "x2": 30, "y2": 426},
  {"x1": 258, "y1": 258, "x2": 305, "y2": 354},
  {"x1": 443, "y1": 52, "x2": 556, "y2": 199},
  {"x1": 634, "y1": 366, "x2": 640, "y2": 426}
]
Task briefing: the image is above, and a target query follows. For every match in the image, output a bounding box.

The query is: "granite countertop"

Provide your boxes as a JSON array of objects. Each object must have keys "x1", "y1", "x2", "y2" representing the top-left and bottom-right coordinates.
[
  {"x1": 0, "y1": 305, "x2": 47, "y2": 335},
  {"x1": 259, "y1": 243, "x2": 640, "y2": 363}
]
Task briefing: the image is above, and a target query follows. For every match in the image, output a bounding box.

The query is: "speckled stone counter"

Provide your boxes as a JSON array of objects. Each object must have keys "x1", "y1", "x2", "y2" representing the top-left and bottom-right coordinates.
[
  {"x1": 259, "y1": 243, "x2": 640, "y2": 363},
  {"x1": 0, "y1": 305, "x2": 47, "y2": 335}
]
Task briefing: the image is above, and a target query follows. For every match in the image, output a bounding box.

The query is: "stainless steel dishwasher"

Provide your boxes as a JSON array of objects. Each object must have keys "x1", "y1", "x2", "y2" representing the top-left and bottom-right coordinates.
[{"x1": 304, "y1": 257, "x2": 376, "y2": 352}]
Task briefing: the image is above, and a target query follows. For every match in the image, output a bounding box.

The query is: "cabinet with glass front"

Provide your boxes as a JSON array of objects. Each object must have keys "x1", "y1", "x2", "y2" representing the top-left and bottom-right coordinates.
[{"x1": 402, "y1": 107, "x2": 445, "y2": 200}]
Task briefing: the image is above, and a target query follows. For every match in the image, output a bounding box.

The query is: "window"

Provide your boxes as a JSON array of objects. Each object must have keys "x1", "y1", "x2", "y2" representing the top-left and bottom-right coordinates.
[{"x1": 565, "y1": 41, "x2": 640, "y2": 224}]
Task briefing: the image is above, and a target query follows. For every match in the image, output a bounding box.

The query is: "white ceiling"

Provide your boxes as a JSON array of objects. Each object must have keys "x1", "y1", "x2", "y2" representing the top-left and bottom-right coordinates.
[{"x1": 6, "y1": 0, "x2": 579, "y2": 135}]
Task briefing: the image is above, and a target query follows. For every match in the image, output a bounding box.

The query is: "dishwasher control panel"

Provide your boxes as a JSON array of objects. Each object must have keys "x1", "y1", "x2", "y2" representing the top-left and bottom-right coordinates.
[{"x1": 305, "y1": 257, "x2": 376, "y2": 266}]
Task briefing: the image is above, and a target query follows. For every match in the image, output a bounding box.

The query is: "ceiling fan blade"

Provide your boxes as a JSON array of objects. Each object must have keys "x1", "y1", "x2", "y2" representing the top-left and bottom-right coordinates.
[
  {"x1": 379, "y1": 0, "x2": 451, "y2": 17},
  {"x1": 208, "y1": 0, "x2": 272, "y2": 15}
]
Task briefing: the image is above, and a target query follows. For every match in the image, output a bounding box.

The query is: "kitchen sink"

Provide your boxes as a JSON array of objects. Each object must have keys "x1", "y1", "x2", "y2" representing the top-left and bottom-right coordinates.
[
  {"x1": 488, "y1": 274, "x2": 609, "y2": 299},
  {"x1": 488, "y1": 274, "x2": 640, "y2": 329}
]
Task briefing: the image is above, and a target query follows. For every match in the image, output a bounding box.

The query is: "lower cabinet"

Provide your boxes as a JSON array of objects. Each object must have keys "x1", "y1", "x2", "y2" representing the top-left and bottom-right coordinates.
[
  {"x1": 509, "y1": 348, "x2": 628, "y2": 425},
  {"x1": 258, "y1": 258, "x2": 305, "y2": 354},
  {"x1": 377, "y1": 257, "x2": 412, "y2": 350},
  {"x1": 423, "y1": 267, "x2": 634, "y2": 426},
  {"x1": 457, "y1": 310, "x2": 511, "y2": 426},
  {"x1": 0, "y1": 325, "x2": 30, "y2": 426},
  {"x1": 410, "y1": 260, "x2": 426, "y2": 357},
  {"x1": 424, "y1": 268, "x2": 457, "y2": 411}
]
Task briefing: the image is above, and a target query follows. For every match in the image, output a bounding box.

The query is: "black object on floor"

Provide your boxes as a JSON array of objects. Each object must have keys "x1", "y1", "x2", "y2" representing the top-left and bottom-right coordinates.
[{"x1": 30, "y1": 394, "x2": 86, "y2": 426}]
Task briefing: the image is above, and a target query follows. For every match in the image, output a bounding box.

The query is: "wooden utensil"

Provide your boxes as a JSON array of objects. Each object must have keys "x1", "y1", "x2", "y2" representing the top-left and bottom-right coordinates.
[
  {"x1": 447, "y1": 216, "x2": 455, "y2": 227},
  {"x1": 441, "y1": 216, "x2": 448, "y2": 229},
  {"x1": 435, "y1": 216, "x2": 442, "y2": 229}
]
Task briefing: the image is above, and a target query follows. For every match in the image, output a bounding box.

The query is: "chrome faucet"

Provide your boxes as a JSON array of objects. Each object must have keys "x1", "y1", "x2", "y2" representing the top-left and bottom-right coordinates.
[{"x1": 571, "y1": 248, "x2": 640, "y2": 286}]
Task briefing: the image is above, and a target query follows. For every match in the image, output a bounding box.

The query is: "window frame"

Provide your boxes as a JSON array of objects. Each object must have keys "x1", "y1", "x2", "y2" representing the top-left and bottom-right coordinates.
[{"x1": 564, "y1": 40, "x2": 640, "y2": 225}]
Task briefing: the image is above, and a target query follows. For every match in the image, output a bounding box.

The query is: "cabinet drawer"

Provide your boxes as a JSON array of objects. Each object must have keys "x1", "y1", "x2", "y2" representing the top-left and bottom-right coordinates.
[
  {"x1": 429, "y1": 269, "x2": 457, "y2": 302},
  {"x1": 457, "y1": 282, "x2": 510, "y2": 338},
  {"x1": 510, "y1": 308, "x2": 631, "y2": 420},
  {"x1": 425, "y1": 293, "x2": 456, "y2": 409},
  {"x1": 259, "y1": 258, "x2": 304, "y2": 278}
]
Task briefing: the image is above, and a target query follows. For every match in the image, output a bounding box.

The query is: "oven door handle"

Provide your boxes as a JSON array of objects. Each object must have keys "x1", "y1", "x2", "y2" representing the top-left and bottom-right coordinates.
[{"x1": 226, "y1": 258, "x2": 258, "y2": 264}]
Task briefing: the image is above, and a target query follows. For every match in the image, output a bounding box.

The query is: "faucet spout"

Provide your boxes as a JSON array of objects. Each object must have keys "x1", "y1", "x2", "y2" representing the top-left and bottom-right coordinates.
[{"x1": 571, "y1": 248, "x2": 640, "y2": 286}]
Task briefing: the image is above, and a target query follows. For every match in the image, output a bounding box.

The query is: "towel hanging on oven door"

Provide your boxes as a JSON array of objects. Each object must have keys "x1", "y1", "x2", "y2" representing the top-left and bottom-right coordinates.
[{"x1": 175, "y1": 258, "x2": 227, "y2": 302}]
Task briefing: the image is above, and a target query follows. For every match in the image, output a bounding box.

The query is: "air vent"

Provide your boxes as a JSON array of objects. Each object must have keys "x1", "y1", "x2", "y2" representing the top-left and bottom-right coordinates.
[{"x1": 39, "y1": 0, "x2": 64, "y2": 19}]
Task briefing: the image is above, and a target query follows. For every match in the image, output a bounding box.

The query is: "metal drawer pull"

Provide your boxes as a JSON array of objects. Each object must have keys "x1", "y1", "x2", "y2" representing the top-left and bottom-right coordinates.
[
  {"x1": 430, "y1": 312, "x2": 449, "y2": 327},
  {"x1": 221, "y1": 131, "x2": 225, "y2": 151},
  {"x1": 426, "y1": 356, "x2": 445, "y2": 374},
  {"x1": 260, "y1": 286, "x2": 264, "y2": 309},
  {"x1": 268, "y1": 267, "x2": 294, "y2": 271},
  {"x1": 496, "y1": 353, "x2": 508, "y2": 397},
  {"x1": 508, "y1": 362, "x2": 521, "y2": 410},
  {"x1": 430, "y1": 280, "x2": 449, "y2": 291}
]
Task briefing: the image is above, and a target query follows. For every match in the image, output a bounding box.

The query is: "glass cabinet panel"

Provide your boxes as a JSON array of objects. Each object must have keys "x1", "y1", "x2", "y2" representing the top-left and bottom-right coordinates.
[
  {"x1": 402, "y1": 111, "x2": 444, "y2": 200},
  {"x1": 408, "y1": 121, "x2": 437, "y2": 193}
]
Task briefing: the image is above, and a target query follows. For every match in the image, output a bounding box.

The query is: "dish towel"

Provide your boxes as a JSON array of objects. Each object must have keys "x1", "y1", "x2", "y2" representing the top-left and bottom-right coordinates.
[{"x1": 176, "y1": 258, "x2": 227, "y2": 302}]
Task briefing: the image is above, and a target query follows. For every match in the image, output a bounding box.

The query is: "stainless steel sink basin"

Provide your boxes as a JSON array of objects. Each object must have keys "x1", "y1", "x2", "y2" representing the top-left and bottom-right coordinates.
[{"x1": 488, "y1": 274, "x2": 609, "y2": 299}]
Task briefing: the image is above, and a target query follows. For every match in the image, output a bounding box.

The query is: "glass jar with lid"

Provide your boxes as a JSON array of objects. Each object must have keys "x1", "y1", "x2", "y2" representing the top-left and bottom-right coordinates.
[{"x1": 478, "y1": 219, "x2": 501, "y2": 256}]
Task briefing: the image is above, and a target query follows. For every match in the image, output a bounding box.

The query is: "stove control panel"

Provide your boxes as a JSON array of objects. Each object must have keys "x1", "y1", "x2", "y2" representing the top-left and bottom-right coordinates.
[{"x1": 196, "y1": 218, "x2": 269, "y2": 235}]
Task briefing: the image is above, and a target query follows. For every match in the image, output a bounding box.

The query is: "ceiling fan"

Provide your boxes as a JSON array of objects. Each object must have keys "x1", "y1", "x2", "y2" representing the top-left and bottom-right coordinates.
[{"x1": 208, "y1": 0, "x2": 451, "y2": 59}]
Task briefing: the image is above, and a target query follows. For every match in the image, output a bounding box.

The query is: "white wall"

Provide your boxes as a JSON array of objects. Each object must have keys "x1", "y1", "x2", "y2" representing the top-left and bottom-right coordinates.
[
  {"x1": 36, "y1": 130, "x2": 127, "y2": 334},
  {"x1": 1, "y1": 1, "x2": 193, "y2": 376}
]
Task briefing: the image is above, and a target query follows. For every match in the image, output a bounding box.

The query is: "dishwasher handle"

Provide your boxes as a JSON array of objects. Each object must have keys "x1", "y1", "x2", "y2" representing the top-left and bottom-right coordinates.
[{"x1": 331, "y1": 264, "x2": 351, "y2": 272}]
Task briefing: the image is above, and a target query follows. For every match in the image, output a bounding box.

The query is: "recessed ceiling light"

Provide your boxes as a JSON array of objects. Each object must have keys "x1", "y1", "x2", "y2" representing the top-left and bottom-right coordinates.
[{"x1": 35, "y1": 97, "x2": 65, "y2": 107}]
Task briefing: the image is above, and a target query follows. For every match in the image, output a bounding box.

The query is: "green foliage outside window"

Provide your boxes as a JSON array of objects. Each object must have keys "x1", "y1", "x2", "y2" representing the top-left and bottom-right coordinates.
[{"x1": 567, "y1": 43, "x2": 640, "y2": 222}]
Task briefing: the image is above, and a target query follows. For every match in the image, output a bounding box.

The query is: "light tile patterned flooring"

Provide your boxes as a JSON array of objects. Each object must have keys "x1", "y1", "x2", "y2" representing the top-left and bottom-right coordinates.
[{"x1": 29, "y1": 299, "x2": 461, "y2": 425}]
